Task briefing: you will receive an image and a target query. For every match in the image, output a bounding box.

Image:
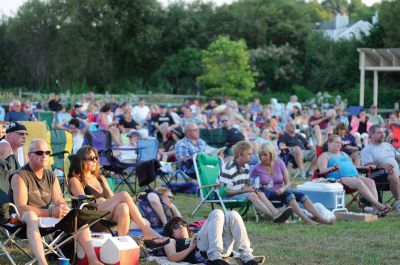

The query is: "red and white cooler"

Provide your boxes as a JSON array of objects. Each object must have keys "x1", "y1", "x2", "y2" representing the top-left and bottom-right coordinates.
[
  {"x1": 100, "y1": 236, "x2": 140, "y2": 265},
  {"x1": 77, "y1": 233, "x2": 113, "y2": 265}
]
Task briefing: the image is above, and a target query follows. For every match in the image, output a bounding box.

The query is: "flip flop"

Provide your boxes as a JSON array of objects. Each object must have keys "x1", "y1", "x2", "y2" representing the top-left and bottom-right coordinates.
[
  {"x1": 143, "y1": 237, "x2": 170, "y2": 249},
  {"x1": 376, "y1": 205, "x2": 391, "y2": 217}
]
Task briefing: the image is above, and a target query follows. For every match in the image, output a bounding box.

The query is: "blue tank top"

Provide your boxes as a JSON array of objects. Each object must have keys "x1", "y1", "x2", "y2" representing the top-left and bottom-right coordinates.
[{"x1": 327, "y1": 152, "x2": 358, "y2": 179}]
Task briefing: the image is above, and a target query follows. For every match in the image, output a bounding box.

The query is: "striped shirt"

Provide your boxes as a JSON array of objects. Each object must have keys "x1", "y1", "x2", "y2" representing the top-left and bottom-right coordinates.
[{"x1": 220, "y1": 160, "x2": 251, "y2": 191}]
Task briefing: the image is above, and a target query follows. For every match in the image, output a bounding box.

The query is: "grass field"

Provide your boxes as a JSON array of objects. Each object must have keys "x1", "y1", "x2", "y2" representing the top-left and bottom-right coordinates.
[{"x1": 1, "y1": 179, "x2": 399, "y2": 265}]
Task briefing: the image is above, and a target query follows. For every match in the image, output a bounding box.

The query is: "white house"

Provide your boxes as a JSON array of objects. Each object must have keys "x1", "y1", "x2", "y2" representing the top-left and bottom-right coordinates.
[{"x1": 322, "y1": 14, "x2": 374, "y2": 41}]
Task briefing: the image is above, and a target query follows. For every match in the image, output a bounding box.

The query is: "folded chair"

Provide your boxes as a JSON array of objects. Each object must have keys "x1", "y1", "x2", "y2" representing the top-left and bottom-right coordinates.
[
  {"x1": 191, "y1": 153, "x2": 258, "y2": 222},
  {"x1": 47, "y1": 129, "x2": 73, "y2": 193}
]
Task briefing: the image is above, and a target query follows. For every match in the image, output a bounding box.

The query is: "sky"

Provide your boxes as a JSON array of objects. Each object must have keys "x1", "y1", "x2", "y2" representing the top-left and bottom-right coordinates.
[{"x1": 0, "y1": 0, "x2": 383, "y2": 17}]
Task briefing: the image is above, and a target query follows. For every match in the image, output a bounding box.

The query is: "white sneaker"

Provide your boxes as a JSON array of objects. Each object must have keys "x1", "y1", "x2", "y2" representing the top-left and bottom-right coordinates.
[{"x1": 395, "y1": 201, "x2": 400, "y2": 212}]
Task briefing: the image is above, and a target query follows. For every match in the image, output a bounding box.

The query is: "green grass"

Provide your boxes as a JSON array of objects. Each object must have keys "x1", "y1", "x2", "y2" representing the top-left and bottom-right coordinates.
[{"x1": 1, "y1": 180, "x2": 399, "y2": 265}]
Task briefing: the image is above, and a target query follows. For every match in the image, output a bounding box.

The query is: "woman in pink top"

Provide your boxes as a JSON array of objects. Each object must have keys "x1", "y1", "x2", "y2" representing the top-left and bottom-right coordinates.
[
  {"x1": 250, "y1": 142, "x2": 332, "y2": 224},
  {"x1": 350, "y1": 110, "x2": 371, "y2": 146}
]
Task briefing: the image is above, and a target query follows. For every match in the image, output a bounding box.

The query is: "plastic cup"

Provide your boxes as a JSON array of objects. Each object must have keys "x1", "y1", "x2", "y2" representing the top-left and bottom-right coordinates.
[{"x1": 58, "y1": 258, "x2": 70, "y2": 265}]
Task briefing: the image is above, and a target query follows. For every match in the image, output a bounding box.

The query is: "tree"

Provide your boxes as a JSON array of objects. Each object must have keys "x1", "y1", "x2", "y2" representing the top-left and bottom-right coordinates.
[
  {"x1": 198, "y1": 36, "x2": 256, "y2": 102},
  {"x1": 379, "y1": 0, "x2": 400, "y2": 47},
  {"x1": 250, "y1": 43, "x2": 302, "y2": 93},
  {"x1": 151, "y1": 47, "x2": 203, "y2": 94}
]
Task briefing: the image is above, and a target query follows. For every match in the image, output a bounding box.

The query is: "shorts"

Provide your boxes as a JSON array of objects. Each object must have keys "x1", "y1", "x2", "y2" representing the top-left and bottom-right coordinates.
[{"x1": 223, "y1": 192, "x2": 252, "y2": 201}]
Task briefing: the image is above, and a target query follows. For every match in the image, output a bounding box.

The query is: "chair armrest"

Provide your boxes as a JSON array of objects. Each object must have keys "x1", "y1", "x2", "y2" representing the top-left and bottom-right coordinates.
[
  {"x1": 314, "y1": 167, "x2": 339, "y2": 178},
  {"x1": 1, "y1": 202, "x2": 21, "y2": 224},
  {"x1": 198, "y1": 183, "x2": 224, "y2": 189}
]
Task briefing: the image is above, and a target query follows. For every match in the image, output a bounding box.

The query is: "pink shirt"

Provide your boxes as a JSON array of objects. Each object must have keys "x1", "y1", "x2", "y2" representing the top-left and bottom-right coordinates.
[{"x1": 250, "y1": 159, "x2": 286, "y2": 191}]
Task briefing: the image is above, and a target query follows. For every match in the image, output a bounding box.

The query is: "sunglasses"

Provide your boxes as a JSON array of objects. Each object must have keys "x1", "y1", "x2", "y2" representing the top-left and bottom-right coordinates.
[
  {"x1": 30, "y1": 150, "x2": 51, "y2": 156},
  {"x1": 221, "y1": 120, "x2": 228, "y2": 122},
  {"x1": 13, "y1": 132, "x2": 28, "y2": 136},
  {"x1": 172, "y1": 222, "x2": 187, "y2": 230},
  {"x1": 85, "y1": 156, "x2": 99, "y2": 162},
  {"x1": 167, "y1": 195, "x2": 174, "y2": 200}
]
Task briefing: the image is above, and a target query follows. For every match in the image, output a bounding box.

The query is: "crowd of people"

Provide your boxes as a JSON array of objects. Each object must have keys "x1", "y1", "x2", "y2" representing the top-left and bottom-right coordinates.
[{"x1": 1, "y1": 92, "x2": 400, "y2": 264}]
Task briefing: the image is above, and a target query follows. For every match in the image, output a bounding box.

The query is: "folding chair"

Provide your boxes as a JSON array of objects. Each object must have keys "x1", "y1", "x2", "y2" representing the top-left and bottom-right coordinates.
[
  {"x1": 47, "y1": 129, "x2": 73, "y2": 193},
  {"x1": 0, "y1": 160, "x2": 110, "y2": 264},
  {"x1": 199, "y1": 128, "x2": 227, "y2": 148},
  {"x1": 38, "y1": 111, "x2": 54, "y2": 130},
  {"x1": 84, "y1": 130, "x2": 137, "y2": 194},
  {"x1": 0, "y1": 206, "x2": 109, "y2": 265},
  {"x1": 191, "y1": 153, "x2": 259, "y2": 222},
  {"x1": 21, "y1": 121, "x2": 48, "y2": 166}
]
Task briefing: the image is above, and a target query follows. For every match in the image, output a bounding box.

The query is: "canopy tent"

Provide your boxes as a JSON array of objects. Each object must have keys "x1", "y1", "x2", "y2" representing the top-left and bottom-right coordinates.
[{"x1": 358, "y1": 48, "x2": 400, "y2": 107}]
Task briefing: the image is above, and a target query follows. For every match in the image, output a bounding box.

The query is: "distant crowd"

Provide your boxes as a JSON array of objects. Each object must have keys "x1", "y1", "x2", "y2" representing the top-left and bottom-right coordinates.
[{"x1": 1, "y1": 92, "x2": 400, "y2": 264}]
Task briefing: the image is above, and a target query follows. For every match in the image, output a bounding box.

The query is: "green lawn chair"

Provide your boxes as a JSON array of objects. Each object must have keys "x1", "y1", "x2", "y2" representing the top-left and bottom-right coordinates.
[
  {"x1": 199, "y1": 128, "x2": 227, "y2": 148},
  {"x1": 38, "y1": 111, "x2": 54, "y2": 130},
  {"x1": 47, "y1": 129, "x2": 73, "y2": 193},
  {"x1": 191, "y1": 153, "x2": 259, "y2": 222}
]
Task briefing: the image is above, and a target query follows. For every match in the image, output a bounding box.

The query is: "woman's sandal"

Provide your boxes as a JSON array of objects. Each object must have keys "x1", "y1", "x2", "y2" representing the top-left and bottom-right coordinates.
[
  {"x1": 143, "y1": 237, "x2": 170, "y2": 249},
  {"x1": 376, "y1": 205, "x2": 391, "y2": 217}
]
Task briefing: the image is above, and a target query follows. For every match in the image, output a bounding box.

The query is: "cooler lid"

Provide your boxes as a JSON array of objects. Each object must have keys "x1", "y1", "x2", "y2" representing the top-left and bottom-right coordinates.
[{"x1": 296, "y1": 181, "x2": 344, "y2": 191}]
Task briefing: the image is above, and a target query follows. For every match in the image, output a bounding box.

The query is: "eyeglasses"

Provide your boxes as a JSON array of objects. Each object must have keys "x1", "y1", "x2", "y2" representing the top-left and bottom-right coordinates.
[
  {"x1": 30, "y1": 151, "x2": 51, "y2": 156},
  {"x1": 172, "y1": 222, "x2": 187, "y2": 230},
  {"x1": 85, "y1": 156, "x2": 99, "y2": 162},
  {"x1": 13, "y1": 132, "x2": 28, "y2": 136}
]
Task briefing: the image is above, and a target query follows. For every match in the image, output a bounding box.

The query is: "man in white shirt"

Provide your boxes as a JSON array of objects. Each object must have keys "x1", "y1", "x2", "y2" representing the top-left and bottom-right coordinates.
[
  {"x1": 0, "y1": 121, "x2": 27, "y2": 166},
  {"x1": 361, "y1": 124, "x2": 400, "y2": 211},
  {"x1": 286, "y1": 95, "x2": 302, "y2": 114},
  {"x1": 132, "y1": 98, "x2": 150, "y2": 126}
]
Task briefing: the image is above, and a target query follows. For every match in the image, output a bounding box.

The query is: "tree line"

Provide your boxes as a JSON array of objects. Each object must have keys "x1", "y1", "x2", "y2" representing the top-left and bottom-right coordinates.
[{"x1": 0, "y1": 0, "x2": 399, "y2": 106}]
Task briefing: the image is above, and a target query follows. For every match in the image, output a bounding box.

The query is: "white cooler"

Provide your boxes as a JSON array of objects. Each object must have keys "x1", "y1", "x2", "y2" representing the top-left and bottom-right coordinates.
[
  {"x1": 100, "y1": 236, "x2": 140, "y2": 265},
  {"x1": 296, "y1": 182, "x2": 347, "y2": 212},
  {"x1": 77, "y1": 233, "x2": 113, "y2": 265}
]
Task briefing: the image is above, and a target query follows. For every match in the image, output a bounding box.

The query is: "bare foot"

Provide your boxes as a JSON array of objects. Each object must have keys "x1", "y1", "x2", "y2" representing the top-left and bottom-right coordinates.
[
  {"x1": 320, "y1": 218, "x2": 333, "y2": 224},
  {"x1": 142, "y1": 229, "x2": 167, "y2": 242},
  {"x1": 304, "y1": 219, "x2": 319, "y2": 225}
]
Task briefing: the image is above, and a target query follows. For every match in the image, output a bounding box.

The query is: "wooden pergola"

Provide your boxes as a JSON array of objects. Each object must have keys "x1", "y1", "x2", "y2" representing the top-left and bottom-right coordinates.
[{"x1": 358, "y1": 48, "x2": 400, "y2": 107}]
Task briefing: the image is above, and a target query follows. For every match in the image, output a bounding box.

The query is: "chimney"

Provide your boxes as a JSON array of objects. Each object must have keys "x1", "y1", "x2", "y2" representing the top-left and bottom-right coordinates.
[{"x1": 335, "y1": 14, "x2": 349, "y2": 29}]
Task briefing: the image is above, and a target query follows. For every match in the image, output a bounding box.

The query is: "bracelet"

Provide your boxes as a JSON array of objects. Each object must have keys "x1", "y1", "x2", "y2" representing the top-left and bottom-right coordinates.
[{"x1": 49, "y1": 206, "x2": 53, "y2": 217}]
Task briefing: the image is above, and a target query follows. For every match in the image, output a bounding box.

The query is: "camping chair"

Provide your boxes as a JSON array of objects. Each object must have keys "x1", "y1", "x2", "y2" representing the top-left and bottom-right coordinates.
[
  {"x1": 191, "y1": 153, "x2": 259, "y2": 222},
  {"x1": 0, "y1": 159, "x2": 109, "y2": 265},
  {"x1": 38, "y1": 111, "x2": 54, "y2": 130},
  {"x1": 47, "y1": 129, "x2": 73, "y2": 193},
  {"x1": 21, "y1": 121, "x2": 48, "y2": 166},
  {"x1": 84, "y1": 130, "x2": 137, "y2": 194},
  {"x1": 200, "y1": 128, "x2": 227, "y2": 148},
  {"x1": 0, "y1": 206, "x2": 109, "y2": 265}
]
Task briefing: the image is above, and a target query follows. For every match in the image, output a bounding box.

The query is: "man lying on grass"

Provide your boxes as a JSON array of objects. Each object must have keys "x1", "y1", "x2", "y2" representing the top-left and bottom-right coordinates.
[{"x1": 163, "y1": 209, "x2": 265, "y2": 265}]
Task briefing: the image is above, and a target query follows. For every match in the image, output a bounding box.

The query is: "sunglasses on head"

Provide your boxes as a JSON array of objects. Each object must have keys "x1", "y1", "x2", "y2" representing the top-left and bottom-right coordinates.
[
  {"x1": 85, "y1": 156, "x2": 99, "y2": 162},
  {"x1": 30, "y1": 150, "x2": 51, "y2": 156},
  {"x1": 172, "y1": 222, "x2": 187, "y2": 230}
]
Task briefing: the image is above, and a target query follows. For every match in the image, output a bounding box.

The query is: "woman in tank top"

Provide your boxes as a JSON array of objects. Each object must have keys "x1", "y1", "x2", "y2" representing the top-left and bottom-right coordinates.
[
  {"x1": 317, "y1": 135, "x2": 390, "y2": 216},
  {"x1": 68, "y1": 145, "x2": 169, "y2": 248}
]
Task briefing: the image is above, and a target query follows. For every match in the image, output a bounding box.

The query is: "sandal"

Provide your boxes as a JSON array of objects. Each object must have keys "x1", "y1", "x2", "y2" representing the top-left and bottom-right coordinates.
[
  {"x1": 143, "y1": 237, "x2": 170, "y2": 249},
  {"x1": 376, "y1": 205, "x2": 391, "y2": 217}
]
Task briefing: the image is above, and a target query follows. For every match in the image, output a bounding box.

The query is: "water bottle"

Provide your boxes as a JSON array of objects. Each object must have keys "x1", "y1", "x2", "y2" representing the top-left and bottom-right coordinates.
[
  {"x1": 252, "y1": 177, "x2": 260, "y2": 190},
  {"x1": 267, "y1": 180, "x2": 274, "y2": 190}
]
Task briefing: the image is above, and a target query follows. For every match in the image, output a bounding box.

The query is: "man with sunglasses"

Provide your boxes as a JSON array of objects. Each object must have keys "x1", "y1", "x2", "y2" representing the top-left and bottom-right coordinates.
[
  {"x1": 10, "y1": 139, "x2": 104, "y2": 265},
  {"x1": 163, "y1": 210, "x2": 265, "y2": 265},
  {"x1": 0, "y1": 121, "x2": 28, "y2": 166}
]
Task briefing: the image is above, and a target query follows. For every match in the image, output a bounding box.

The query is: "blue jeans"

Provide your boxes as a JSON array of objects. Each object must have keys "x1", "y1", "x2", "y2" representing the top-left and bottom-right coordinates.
[{"x1": 264, "y1": 189, "x2": 308, "y2": 205}]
